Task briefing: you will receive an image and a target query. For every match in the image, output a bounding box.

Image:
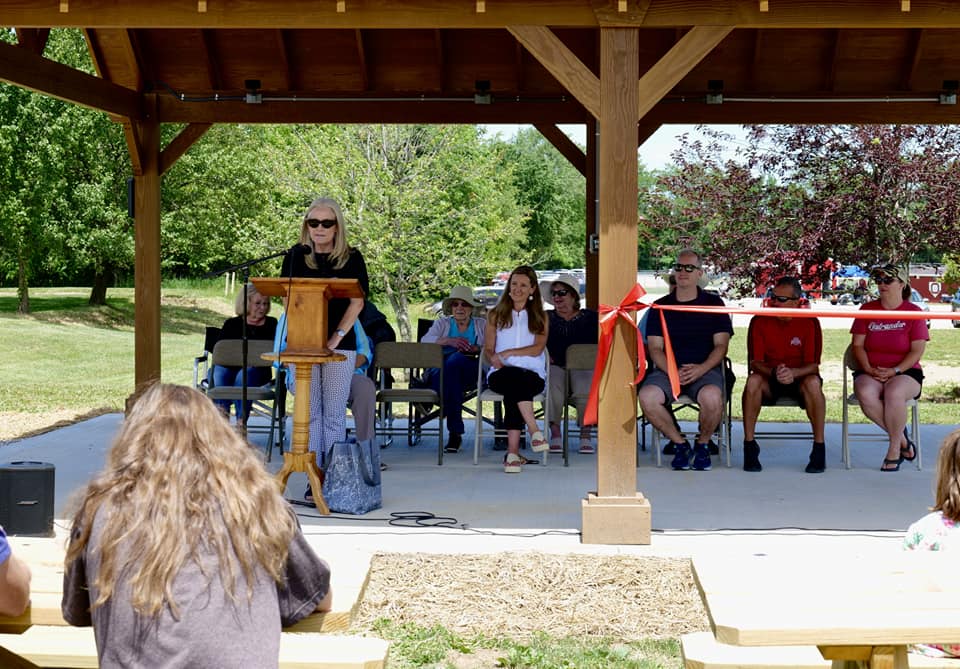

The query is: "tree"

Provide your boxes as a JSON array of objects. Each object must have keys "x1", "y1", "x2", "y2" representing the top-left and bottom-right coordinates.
[
  {"x1": 645, "y1": 125, "x2": 960, "y2": 294},
  {"x1": 268, "y1": 124, "x2": 526, "y2": 341},
  {"x1": 498, "y1": 128, "x2": 585, "y2": 268}
]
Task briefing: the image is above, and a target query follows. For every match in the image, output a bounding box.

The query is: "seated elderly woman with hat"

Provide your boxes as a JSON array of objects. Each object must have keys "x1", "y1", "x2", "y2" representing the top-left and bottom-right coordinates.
[
  {"x1": 421, "y1": 286, "x2": 487, "y2": 454},
  {"x1": 541, "y1": 273, "x2": 598, "y2": 454}
]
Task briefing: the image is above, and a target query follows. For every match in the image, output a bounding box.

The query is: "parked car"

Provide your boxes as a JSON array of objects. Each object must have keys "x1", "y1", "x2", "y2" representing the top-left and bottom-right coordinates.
[
  {"x1": 951, "y1": 289, "x2": 960, "y2": 328},
  {"x1": 428, "y1": 285, "x2": 503, "y2": 316},
  {"x1": 910, "y1": 289, "x2": 931, "y2": 329}
]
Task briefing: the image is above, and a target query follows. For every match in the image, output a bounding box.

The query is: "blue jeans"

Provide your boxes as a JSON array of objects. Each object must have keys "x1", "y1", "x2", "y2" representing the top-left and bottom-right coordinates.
[
  {"x1": 211, "y1": 365, "x2": 273, "y2": 420},
  {"x1": 424, "y1": 352, "x2": 479, "y2": 435}
]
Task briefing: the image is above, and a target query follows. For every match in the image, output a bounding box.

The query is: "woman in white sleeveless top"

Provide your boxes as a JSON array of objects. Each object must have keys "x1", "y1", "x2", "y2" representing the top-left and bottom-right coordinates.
[{"x1": 483, "y1": 266, "x2": 549, "y2": 473}]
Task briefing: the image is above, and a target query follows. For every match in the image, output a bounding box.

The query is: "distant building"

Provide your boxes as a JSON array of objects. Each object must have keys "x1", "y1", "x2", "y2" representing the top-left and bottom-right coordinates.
[{"x1": 908, "y1": 264, "x2": 945, "y2": 301}]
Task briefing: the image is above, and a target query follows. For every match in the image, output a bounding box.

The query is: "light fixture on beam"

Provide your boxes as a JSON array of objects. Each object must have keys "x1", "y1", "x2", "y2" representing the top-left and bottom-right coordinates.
[
  {"x1": 336, "y1": 0, "x2": 345, "y2": 12},
  {"x1": 706, "y1": 80, "x2": 724, "y2": 105},
  {"x1": 198, "y1": 0, "x2": 207, "y2": 12},
  {"x1": 940, "y1": 80, "x2": 958, "y2": 105},
  {"x1": 759, "y1": 1, "x2": 769, "y2": 12},
  {"x1": 474, "y1": 80, "x2": 492, "y2": 105},
  {"x1": 901, "y1": 0, "x2": 910, "y2": 10},
  {"x1": 476, "y1": 0, "x2": 485, "y2": 12},
  {"x1": 245, "y1": 79, "x2": 263, "y2": 104}
]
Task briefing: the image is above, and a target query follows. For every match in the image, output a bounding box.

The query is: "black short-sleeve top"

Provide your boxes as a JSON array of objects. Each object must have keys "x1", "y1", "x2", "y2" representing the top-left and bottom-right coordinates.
[{"x1": 279, "y1": 246, "x2": 369, "y2": 351}]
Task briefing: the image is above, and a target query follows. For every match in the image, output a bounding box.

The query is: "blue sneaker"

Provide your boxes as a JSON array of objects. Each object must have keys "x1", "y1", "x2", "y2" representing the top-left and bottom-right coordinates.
[
  {"x1": 670, "y1": 441, "x2": 692, "y2": 470},
  {"x1": 692, "y1": 443, "x2": 712, "y2": 471}
]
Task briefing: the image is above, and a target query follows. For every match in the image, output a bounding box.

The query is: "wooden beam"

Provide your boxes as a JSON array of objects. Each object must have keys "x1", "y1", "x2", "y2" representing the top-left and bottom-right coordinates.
[
  {"x1": 120, "y1": 29, "x2": 146, "y2": 93},
  {"x1": 156, "y1": 94, "x2": 589, "y2": 124},
  {"x1": 433, "y1": 29, "x2": 445, "y2": 92},
  {"x1": 507, "y1": 24, "x2": 600, "y2": 118},
  {"x1": 637, "y1": 25, "x2": 733, "y2": 120},
  {"x1": 644, "y1": 98, "x2": 960, "y2": 124},
  {"x1": 355, "y1": 29, "x2": 369, "y2": 91},
  {"x1": 826, "y1": 28, "x2": 842, "y2": 91},
  {"x1": 200, "y1": 28, "x2": 222, "y2": 90},
  {"x1": 277, "y1": 29, "x2": 296, "y2": 90},
  {"x1": 4, "y1": 0, "x2": 960, "y2": 29},
  {"x1": 901, "y1": 28, "x2": 924, "y2": 91},
  {"x1": 159, "y1": 122, "x2": 212, "y2": 175},
  {"x1": 637, "y1": 120, "x2": 660, "y2": 147},
  {"x1": 596, "y1": 25, "x2": 639, "y2": 498},
  {"x1": 0, "y1": 39, "x2": 141, "y2": 118},
  {"x1": 534, "y1": 123, "x2": 587, "y2": 176},
  {"x1": 133, "y1": 94, "x2": 162, "y2": 390},
  {"x1": 584, "y1": 115, "x2": 597, "y2": 310},
  {"x1": 83, "y1": 28, "x2": 107, "y2": 79},
  {"x1": 15, "y1": 28, "x2": 49, "y2": 55},
  {"x1": 122, "y1": 120, "x2": 143, "y2": 177}
]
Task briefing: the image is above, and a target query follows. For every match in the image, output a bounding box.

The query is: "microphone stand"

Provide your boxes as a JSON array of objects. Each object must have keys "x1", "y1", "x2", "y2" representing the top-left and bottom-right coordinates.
[{"x1": 207, "y1": 249, "x2": 293, "y2": 438}]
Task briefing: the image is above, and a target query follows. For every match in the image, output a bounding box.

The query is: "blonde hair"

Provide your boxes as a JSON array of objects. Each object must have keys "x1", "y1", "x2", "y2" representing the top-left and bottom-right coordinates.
[
  {"x1": 489, "y1": 265, "x2": 546, "y2": 335},
  {"x1": 298, "y1": 197, "x2": 352, "y2": 271},
  {"x1": 233, "y1": 283, "x2": 271, "y2": 316},
  {"x1": 933, "y1": 428, "x2": 960, "y2": 523},
  {"x1": 64, "y1": 383, "x2": 297, "y2": 619}
]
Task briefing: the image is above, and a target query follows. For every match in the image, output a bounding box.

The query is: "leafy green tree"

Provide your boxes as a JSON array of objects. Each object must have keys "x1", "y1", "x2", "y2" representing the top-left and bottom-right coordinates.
[{"x1": 499, "y1": 128, "x2": 584, "y2": 268}]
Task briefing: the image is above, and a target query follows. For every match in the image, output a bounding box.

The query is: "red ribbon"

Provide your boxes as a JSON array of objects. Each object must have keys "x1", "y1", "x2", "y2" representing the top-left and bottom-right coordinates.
[{"x1": 584, "y1": 284, "x2": 679, "y2": 426}]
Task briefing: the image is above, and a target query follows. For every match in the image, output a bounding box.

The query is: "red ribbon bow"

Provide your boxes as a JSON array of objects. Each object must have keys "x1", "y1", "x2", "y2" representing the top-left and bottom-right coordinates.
[{"x1": 583, "y1": 284, "x2": 662, "y2": 425}]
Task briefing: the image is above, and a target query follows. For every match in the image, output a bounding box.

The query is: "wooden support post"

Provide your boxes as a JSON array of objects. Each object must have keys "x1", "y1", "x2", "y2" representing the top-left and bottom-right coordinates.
[
  {"x1": 584, "y1": 117, "x2": 598, "y2": 311},
  {"x1": 582, "y1": 27, "x2": 650, "y2": 545},
  {"x1": 132, "y1": 94, "x2": 162, "y2": 394}
]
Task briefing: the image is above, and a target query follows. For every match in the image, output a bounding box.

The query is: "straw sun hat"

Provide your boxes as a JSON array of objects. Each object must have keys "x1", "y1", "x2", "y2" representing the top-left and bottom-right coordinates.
[
  {"x1": 441, "y1": 286, "x2": 482, "y2": 315},
  {"x1": 540, "y1": 273, "x2": 581, "y2": 307}
]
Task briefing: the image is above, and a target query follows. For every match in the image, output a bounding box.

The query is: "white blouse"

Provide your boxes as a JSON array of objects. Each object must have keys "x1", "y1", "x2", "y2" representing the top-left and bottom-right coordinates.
[{"x1": 488, "y1": 308, "x2": 546, "y2": 381}]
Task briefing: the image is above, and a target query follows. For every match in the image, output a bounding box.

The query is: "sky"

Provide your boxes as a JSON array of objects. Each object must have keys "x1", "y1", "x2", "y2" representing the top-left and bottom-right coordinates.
[{"x1": 483, "y1": 123, "x2": 746, "y2": 171}]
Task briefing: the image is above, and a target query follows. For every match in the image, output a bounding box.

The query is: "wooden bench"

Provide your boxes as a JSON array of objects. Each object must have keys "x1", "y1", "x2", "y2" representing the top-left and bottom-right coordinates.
[
  {"x1": 681, "y1": 631, "x2": 960, "y2": 669},
  {"x1": 0, "y1": 533, "x2": 387, "y2": 667},
  {"x1": 0, "y1": 626, "x2": 389, "y2": 668}
]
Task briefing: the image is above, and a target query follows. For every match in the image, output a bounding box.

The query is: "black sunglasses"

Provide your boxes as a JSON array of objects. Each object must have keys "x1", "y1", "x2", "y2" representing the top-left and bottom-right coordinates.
[
  {"x1": 551, "y1": 289, "x2": 571, "y2": 297},
  {"x1": 874, "y1": 276, "x2": 897, "y2": 285},
  {"x1": 306, "y1": 218, "x2": 337, "y2": 229},
  {"x1": 771, "y1": 295, "x2": 797, "y2": 303},
  {"x1": 673, "y1": 263, "x2": 700, "y2": 273}
]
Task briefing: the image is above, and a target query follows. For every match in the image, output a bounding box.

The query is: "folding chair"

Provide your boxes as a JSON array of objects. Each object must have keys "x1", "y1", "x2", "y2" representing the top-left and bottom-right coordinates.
[
  {"x1": 201, "y1": 338, "x2": 286, "y2": 460},
  {"x1": 745, "y1": 315, "x2": 823, "y2": 444},
  {"x1": 560, "y1": 343, "x2": 598, "y2": 467},
  {"x1": 373, "y1": 342, "x2": 445, "y2": 464},
  {"x1": 646, "y1": 358, "x2": 735, "y2": 468},
  {"x1": 473, "y1": 352, "x2": 549, "y2": 465},
  {"x1": 841, "y1": 344, "x2": 921, "y2": 470}
]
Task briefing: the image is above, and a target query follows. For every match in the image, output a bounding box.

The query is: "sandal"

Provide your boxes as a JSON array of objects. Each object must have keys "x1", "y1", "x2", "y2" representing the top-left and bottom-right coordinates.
[
  {"x1": 548, "y1": 435, "x2": 563, "y2": 453},
  {"x1": 578, "y1": 439, "x2": 595, "y2": 455},
  {"x1": 881, "y1": 457, "x2": 901, "y2": 472},
  {"x1": 504, "y1": 453, "x2": 538, "y2": 466},
  {"x1": 504, "y1": 453, "x2": 523, "y2": 473},
  {"x1": 900, "y1": 428, "x2": 917, "y2": 462},
  {"x1": 529, "y1": 430, "x2": 549, "y2": 453}
]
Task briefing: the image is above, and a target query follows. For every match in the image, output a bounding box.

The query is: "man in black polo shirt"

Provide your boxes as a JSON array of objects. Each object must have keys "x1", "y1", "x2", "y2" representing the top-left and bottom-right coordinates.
[{"x1": 638, "y1": 249, "x2": 733, "y2": 471}]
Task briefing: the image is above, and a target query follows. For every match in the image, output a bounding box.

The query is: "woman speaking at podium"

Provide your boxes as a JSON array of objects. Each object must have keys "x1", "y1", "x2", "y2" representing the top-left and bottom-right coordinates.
[{"x1": 280, "y1": 197, "x2": 368, "y2": 502}]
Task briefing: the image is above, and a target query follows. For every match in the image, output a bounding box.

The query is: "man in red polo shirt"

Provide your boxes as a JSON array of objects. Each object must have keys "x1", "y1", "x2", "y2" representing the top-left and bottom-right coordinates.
[{"x1": 742, "y1": 276, "x2": 826, "y2": 473}]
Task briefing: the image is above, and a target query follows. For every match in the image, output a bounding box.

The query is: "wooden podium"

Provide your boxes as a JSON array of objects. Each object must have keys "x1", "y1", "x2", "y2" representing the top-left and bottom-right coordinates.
[{"x1": 251, "y1": 277, "x2": 364, "y2": 515}]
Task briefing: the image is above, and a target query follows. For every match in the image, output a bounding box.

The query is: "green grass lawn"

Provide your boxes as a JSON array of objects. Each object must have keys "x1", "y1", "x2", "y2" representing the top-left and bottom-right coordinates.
[{"x1": 1, "y1": 285, "x2": 958, "y2": 427}]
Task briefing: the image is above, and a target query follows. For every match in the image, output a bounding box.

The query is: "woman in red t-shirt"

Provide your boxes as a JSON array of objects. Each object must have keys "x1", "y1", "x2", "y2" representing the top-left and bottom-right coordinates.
[{"x1": 850, "y1": 262, "x2": 929, "y2": 472}]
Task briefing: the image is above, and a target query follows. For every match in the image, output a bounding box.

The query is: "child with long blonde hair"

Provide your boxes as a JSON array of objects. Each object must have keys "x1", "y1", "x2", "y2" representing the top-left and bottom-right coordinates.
[
  {"x1": 903, "y1": 427, "x2": 960, "y2": 658},
  {"x1": 62, "y1": 383, "x2": 331, "y2": 667}
]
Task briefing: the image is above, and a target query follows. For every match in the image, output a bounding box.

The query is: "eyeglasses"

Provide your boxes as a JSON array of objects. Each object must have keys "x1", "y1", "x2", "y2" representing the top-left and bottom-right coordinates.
[
  {"x1": 874, "y1": 276, "x2": 897, "y2": 285},
  {"x1": 771, "y1": 295, "x2": 797, "y2": 303},
  {"x1": 551, "y1": 289, "x2": 571, "y2": 297},
  {"x1": 673, "y1": 263, "x2": 700, "y2": 273},
  {"x1": 449, "y1": 300, "x2": 471, "y2": 309},
  {"x1": 306, "y1": 218, "x2": 337, "y2": 229}
]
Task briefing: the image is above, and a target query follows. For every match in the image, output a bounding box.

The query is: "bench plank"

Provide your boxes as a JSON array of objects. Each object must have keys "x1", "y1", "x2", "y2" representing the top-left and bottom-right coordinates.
[
  {"x1": 0, "y1": 626, "x2": 389, "y2": 669},
  {"x1": 681, "y1": 631, "x2": 830, "y2": 669}
]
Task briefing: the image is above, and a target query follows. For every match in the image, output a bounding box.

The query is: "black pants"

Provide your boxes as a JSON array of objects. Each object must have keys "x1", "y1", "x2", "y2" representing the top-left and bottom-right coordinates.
[{"x1": 487, "y1": 367, "x2": 544, "y2": 430}]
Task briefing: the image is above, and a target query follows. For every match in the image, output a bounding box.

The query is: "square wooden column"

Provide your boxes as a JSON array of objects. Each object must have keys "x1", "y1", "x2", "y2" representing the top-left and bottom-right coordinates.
[
  {"x1": 581, "y1": 27, "x2": 651, "y2": 544},
  {"x1": 133, "y1": 94, "x2": 162, "y2": 391}
]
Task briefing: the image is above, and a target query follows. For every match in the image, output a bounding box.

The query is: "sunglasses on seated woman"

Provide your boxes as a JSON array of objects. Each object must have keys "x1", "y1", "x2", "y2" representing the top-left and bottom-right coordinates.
[
  {"x1": 306, "y1": 218, "x2": 337, "y2": 229},
  {"x1": 672, "y1": 263, "x2": 700, "y2": 273},
  {"x1": 874, "y1": 275, "x2": 898, "y2": 285}
]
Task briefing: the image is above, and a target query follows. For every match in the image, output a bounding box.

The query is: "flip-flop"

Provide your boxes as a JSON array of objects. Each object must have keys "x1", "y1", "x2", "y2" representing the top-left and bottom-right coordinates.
[
  {"x1": 900, "y1": 428, "x2": 917, "y2": 462},
  {"x1": 881, "y1": 457, "x2": 901, "y2": 472}
]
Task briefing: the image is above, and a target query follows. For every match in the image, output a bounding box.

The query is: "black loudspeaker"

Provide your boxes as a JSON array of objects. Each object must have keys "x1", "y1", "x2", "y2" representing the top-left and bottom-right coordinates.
[{"x1": 0, "y1": 461, "x2": 55, "y2": 537}]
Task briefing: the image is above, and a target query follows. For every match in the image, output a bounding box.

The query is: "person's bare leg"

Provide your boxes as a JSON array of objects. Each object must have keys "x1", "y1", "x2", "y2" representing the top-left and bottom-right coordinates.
[
  {"x1": 741, "y1": 374, "x2": 770, "y2": 441},
  {"x1": 882, "y1": 376, "x2": 921, "y2": 461},
  {"x1": 638, "y1": 386, "x2": 684, "y2": 443},
  {"x1": 800, "y1": 375, "x2": 826, "y2": 443},
  {"x1": 518, "y1": 400, "x2": 539, "y2": 438},
  {"x1": 507, "y1": 428, "x2": 521, "y2": 456},
  {"x1": 695, "y1": 385, "x2": 723, "y2": 444}
]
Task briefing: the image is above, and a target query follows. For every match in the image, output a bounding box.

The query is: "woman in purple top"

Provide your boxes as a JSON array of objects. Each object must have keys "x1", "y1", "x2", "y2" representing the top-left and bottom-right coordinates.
[{"x1": 850, "y1": 262, "x2": 929, "y2": 472}]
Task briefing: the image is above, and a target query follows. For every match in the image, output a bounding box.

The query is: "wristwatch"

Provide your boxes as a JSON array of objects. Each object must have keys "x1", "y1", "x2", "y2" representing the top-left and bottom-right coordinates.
[
  {"x1": 893, "y1": 367, "x2": 901, "y2": 375},
  {"x1": 335, "y1": 328, "x2": 347, "y2": 338}
]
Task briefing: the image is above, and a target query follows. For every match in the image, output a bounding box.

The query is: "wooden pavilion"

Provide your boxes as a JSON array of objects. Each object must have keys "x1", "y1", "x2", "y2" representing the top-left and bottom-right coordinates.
[{"x1": 3, "y1": 0, "x2": 960, "y2": 543}]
